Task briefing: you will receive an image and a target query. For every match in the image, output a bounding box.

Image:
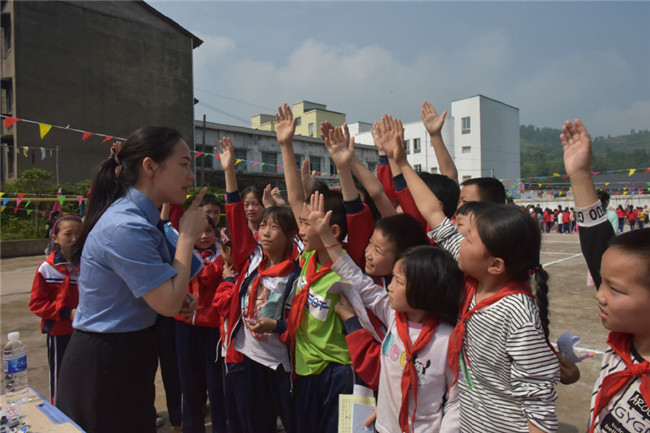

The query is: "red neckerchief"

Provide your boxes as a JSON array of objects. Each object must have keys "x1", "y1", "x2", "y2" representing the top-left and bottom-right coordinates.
[
  {"x1": 447, "y1": 277, "x2": 533, "y2": 387},
  {"x1": 395, "y1": 311, "x2": 439, "y2": 433},
  {"x1": 48, "y1": 252, "x2": 78, "y2": 319},
  {"x1": 589, "y1": 332, "x2": 650, "y2": 433},
  {"x1": 283, "y1": 252, "x2": 332, "y2": 348},
  {"x1": 246, "y1": 253, "x2": 294, "y2": 321}
]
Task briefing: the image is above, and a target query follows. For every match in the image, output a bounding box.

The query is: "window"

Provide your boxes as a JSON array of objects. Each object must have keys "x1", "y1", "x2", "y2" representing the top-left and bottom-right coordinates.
[
  {"x1": 462, "y1": 146, "x2": 471, "y2": 153},
  {"x1": 430, "y1": 167, "x2": 438, "y2": 174},
  {"x1": 461, "y1": 117, "x2": 471, "y2": 134},
  {"x1": 1, "y1": 78, "x2": 11, "y2": 114},
  {"x1": 295, "y1": 153, "x2": 303, "y2": 169},
  {"x1": 329, "y1": 160, "x2": 337, "y2": 176},
  {"x1": 262, "y1": 151, "x2": 277, "y2": 174},
  {"x1": 1, "y1": 13, "x2": 10, "y2": 55},
  {"x1": 404, "y1": 139, "x2": 410, "y2": 154},
  {"x1": 413, "y1": 138, "x2": 421, "y2": 154},
  {"x1": 308, "y1": 123, "x2": 315, "y2": 137},
  {"x1": 234, "y1": 148, "x2": 247, "y2": 172},
  {"x1": 310, "y1": 156, "x2": 321, "y2": 173},
  {"x1": 295, "y1": 117, "x2": 302, "y2": 126},
  {"x1": 414, "y1": 164, "x2": 422, "y2": 172}
]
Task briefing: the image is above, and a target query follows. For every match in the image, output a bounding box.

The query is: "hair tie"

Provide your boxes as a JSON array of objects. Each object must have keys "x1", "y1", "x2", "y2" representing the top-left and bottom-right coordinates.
[
  {"x1": 529, "y1": 264, "x2": 542, "y2": 276},
  {"x1": 109, "y1": 141, "x2": 123, "y2": 166}
]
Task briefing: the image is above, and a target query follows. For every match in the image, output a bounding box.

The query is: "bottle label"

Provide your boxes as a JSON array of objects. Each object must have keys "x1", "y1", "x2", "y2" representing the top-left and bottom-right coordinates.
[{"x1": 4, "y1": 355, "x2": 27, "y2": 374}]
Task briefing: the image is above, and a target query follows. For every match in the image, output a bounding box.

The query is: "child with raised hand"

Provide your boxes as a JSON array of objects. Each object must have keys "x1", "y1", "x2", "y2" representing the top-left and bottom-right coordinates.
[
  {"x1": 30, "y1": 214, "x2": 82, "y2": 402},
  {"x1": 560, "y1": 119, "x2": 650, "y2": 433},
  {"x1": 214, "y1": 136, "x2": 300, "y2": 433},
  {"x1": 420, "y1": 100, "x2": 458, "y2": 184},
  {"x1": 307, "y1": 191, "x2": 462, "y2": 433},
  {"x1": 274, "y1": 103, "x2": 354, "y2": 433},
  {"x1": 174, "y1": 214, "x2": 227, "y2": 433}
]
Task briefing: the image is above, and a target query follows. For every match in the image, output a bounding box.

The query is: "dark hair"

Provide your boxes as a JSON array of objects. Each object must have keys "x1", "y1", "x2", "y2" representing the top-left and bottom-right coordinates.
[
  {"x1": 203, "y1": 213, "x2": 217, "y2": 232},
  {"x1": 399, "y1": 245, "x2": 463, "y2": 324},
  {"x1": 461, "y1": 177, "x2": 506, "y2": 204},
  {"x1": 71, "y1": 126, "x2": 183, "y2": 266},
  {"x1": 52, "y1": 215, "x2": 82, "y2": 236},
  {"x1": 260, "y1": 205, "x2": 299, "y2": 254},
  {"x1": 242, "y1": 186, "x2": 263, "y2": 205},
  {"x1": 306, "y1": 189, "x2": 347, "y2": 242},
  {"x1": 419, "y1": 172, "x2": 460, "y2": 218},
  {"x1": 374, "y1": 214, "x2": 429, "y2": 257},
  {"x1": 200, "y1": 194, "x2": 222, "y2": 210},
  {"x1": 475, "y1": 204, "x2": 551, "y2": 339},
  {"x1": 609, "y1": 228, "x2": 650, "y2": 287},
  {"x1": 454, "y1": 201, "x2": 491, "y2": 218},
  {"x1": 310, "y1": 180, "x2": 331, "y2": 195}
]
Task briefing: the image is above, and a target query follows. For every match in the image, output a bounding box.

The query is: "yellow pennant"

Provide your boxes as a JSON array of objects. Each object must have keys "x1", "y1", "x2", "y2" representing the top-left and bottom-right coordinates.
[
  {"x1": 235, "y1": 159, "x2": 242, "y2": 165},
  {"x1": 0, "y1": 192, "x2": 4, "y2": 198},
  {"x1": 553, "y1": 173, "x2": 560, "y2": 177},
  {"x1": 39, "y1": 123, "x2": 52, "y2": 139},
  {"x1": 629, "y1": 168, "x2": 636, "y2": 176},
  {"x1": 605, "y1": 182, "x2": 610, "y2": 186}
]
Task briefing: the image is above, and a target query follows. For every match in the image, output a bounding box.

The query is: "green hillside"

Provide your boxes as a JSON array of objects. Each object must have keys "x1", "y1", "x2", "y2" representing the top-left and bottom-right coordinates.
[{"x1": 520, "y1": 125, "x2": 650, "y2": 178}]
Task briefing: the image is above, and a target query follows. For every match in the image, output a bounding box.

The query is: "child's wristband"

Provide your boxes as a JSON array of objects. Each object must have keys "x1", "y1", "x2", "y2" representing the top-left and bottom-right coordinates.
[{"x1": 575, "y1": 200, "x2": 607, "y2": 228}]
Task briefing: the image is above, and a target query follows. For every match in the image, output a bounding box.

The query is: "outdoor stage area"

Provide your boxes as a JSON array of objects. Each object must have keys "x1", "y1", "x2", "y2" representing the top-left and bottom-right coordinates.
[{"x1": 1, "y1": 231, "x2": 611, "y2": 432}]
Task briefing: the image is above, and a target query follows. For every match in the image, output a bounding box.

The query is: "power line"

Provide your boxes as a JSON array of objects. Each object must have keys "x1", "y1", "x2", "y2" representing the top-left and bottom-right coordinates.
[
  {"x1": 194, "y1": 88, "x2": 274, "y2": 111},
  {"x1": 196, "y1": 101, "x2": 250, "y2": 126}
]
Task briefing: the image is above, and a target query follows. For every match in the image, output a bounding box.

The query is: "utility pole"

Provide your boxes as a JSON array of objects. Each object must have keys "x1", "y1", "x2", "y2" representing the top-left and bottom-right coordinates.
[{"x1": 200, "y1": 114, "x2": 206, "y2": 186}]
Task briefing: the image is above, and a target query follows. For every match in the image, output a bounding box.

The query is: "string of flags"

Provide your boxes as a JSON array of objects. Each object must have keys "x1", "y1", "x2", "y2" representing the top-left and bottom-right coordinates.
[
  {"x1": 0, "y1": 191, "x2": 86, "y2": 214},
  {"x1": 2, "y1": 115, "x2": 649, "y2": 194}
]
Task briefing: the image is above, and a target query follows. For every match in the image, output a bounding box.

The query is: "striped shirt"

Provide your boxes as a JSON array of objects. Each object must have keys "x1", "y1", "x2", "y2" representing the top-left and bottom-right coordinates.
[
  {"x1": 588, "y1": 345, "x2": 649, "y2": 432},
  {"x1": 459, "y1": 293, "x2": 560, "y2": 432},
  {"x1": 428, "y1": 217, "x2": 462, "y2": 260}
]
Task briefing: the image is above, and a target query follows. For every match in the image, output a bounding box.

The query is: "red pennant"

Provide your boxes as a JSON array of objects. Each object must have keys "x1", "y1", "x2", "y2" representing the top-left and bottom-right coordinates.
[
  {"x1": 276, "y1": 166, "x2": 282, "y2": 171},
  {"x1": 40, "y1": 211, "x2": 46, "y2": 216},
  {"x1": 13, "y1": 207, "x2": 19, "y2": 214},
  {"x1": 645, "y1": 167, "x2": 650, "y2": 173},
  {"x1": 4, "y1": 117, "x2": 19, "y2": 129},
  {"x1": 195, "y1": 152, "x2": 202, "y2": 159},
  {"x1": 82, "y1": 132, "x2": 92, "y2": 141},
  {"x1": 102, "y1": 136, "x2": 114, "y2": 143}
]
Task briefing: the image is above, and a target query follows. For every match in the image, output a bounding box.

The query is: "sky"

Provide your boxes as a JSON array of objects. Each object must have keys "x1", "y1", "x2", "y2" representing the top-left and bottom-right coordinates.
[{"x1": 149, "y1": 1, "x2": 650, "y2": 138}]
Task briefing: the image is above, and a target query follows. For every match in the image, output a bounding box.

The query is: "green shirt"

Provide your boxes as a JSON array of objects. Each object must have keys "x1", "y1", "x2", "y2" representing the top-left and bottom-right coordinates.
[{"x1": 294, "y1": 250, "x2": 352, "y2": 376}]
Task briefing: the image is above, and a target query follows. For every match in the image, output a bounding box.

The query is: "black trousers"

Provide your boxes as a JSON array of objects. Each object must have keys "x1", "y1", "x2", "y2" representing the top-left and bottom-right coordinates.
[{"x1": 56, "y1": 327, "x2": 157, "y2": 433}]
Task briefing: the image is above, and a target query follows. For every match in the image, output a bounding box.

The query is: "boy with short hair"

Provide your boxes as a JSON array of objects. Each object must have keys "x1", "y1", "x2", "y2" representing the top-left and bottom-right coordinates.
[{"x1": 561, "y1": 118, "x2": 650, "y2": 432}]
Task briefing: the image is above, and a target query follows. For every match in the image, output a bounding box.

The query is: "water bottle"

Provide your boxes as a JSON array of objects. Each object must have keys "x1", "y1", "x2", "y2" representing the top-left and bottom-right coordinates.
[{"x1": 3, "y1": 332, "x2": 29, "y2": 405}]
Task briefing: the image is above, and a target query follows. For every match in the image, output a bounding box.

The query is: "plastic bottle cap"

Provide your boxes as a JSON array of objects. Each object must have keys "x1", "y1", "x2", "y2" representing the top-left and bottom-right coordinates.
[{"x1": 8, "y1": 332, "x2": 20, "y2": 341}]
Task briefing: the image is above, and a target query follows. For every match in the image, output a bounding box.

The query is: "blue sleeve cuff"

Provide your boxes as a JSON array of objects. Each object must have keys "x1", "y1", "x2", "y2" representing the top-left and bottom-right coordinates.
[
  {"x1": 60, "y1": 307, "x2": 72, "y2": 319},
  {"x1": 343, "y1": 196, "x2": 364, "y2": 215},
  {"x1": 393, "y1": 174, "x2": 407, "y2": 191},
  {"x1": 378, "y1": 155, "x2": 389, "y2": 166},
  {"x1": 225, "y1": 191, "x2": 241, "y2": 204},
  {"x1": 274, "y1": 319, "x2": 287, "y2": 334},
  {"x1": 343, "y1": 316, "x2": 363, "y2": 334},
  {"x1": 224, "y1": 276, "x2": 235, "y2": 283}
]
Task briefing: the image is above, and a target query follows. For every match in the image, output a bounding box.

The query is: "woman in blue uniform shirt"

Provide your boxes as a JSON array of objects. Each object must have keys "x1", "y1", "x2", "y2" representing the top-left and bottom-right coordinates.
[{"x1": 56, "y1": 127, "x2": 208, "y2": 433}]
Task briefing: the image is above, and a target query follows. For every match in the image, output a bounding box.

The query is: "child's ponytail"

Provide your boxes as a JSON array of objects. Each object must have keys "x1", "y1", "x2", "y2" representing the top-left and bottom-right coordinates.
[
  {"x1": 532, "y1": 265, "x2": 550, "y2": 340},
  {"x1": 71, "y1": 127, "x2": 183, "y2": 266}
]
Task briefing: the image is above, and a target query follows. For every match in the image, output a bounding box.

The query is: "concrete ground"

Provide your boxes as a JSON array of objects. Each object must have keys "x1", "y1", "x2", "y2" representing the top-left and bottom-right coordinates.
[{"x1": 1, "y1": 231, "x2": 608, "y2": 432}]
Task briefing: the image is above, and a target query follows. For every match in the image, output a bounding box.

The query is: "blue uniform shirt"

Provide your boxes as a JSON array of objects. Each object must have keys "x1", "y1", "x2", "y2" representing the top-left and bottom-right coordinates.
[{"x1": 73, "y1": 188, "x2": 177, "y2": 333}]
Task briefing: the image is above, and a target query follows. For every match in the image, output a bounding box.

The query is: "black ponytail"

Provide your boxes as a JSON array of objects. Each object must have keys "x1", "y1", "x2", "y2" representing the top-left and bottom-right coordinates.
[
  {"x1": 533, "y1": 266, "x2": 550, "y2": 339},
  {"x1": 71, "y1": 127, "x2": 183, "y2": 266}
]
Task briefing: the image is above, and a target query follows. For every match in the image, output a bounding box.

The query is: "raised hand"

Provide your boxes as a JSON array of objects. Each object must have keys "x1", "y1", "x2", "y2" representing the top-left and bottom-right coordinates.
[
  {"x1": 276, "y1": 103, "x2": 297, "y2": 146},
  {"x1": 179, "y1": 187, "x2": 208, "y2": 240},
  {"x1": 379, "y1": 114, "x2": 407, "y2": 165},
  {"x1": 218, "y1": 137, "x2": 235, "y2": 172},
  {"x1": 560, "y1": 119, "x2": 593, "y2": 178},
  {"x1": 324, "y1": 123, "x2": 355, "y2": 169},
  {"x1": 301, "y1": 159, "x2": 316, "y2": 196},
  {"x1": 306, "y1": 191, "x2": 333, "y2": 237},
  {"x1": 271, "y1": 187, "x2": 286, "y2": 207},
  {"x1": 262, "y1": 184, "x2": 275, "y2": 208},
  {"x1": 420, "y1": 101, "x2": 447, "y2": 135}
]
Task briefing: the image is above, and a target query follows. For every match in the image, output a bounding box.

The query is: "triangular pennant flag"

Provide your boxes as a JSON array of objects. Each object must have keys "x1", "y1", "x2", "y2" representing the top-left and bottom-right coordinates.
[
  {"x1": 553, "y1": 173, "x2": 560, "y2": 177},
  {"x1": 195, "y1": 152, "x2": 202, "y2": 159},
  {"x1": 23, "y1": 146, "x2": 29, "y2": 157},
  {"x1": 277, "y1": 166, "x2": 282, "y2": 171},
  {"x1": 0, "y1": 206, "x2": 5, "y2": 212},
  {"x1": 26, "y1": 210, "x2": 32, "y2": 215},
  {"x1": 644, "y1": 167, "x2": 650, "y2": 173},
  {"x1": 4, "y1": 117, "x2": 19, "y2": 129},
  {"x1": 0, "y1": 192, "x2": 3, "y2": 198},
  {"x1": 77, "y1": 196, "x2": 83, "y2": 206},
  {"x1": 25, "y1": 200, "x2": 31, "y2": 207},
  {"x1": 102, "y1": 136, "x2": 114, "y2": 143},
  {"x1": 251, "y1": 162, "x2": 259, "y2": 167},
  {"x1": 629, "y1": 168, "x2": 636, "y2": 176},
  {"x1": 57, "y1": 188, "x2": 62, "y2": 194},
  {"x1": 39, "y1": 123, "x2": 52, "y2": 139},
  {"x1": 16, "y1": 193, "x2": 26, "y2": 207},
  {"x1": 538, "y1": 183, "x2": 542, "y2": 188},
  {"x1": 592, "y1": 171, "x2": 600, "y2": 175},
  {"x1": 82, "y1": 132, "x2": 93, "y2": 141},
  {"x1": 41, "y1": 211, "x2": 46, "y2": 216},
  {"x1": 214, "y1": 154, "x2": 220, "y2": 160},
  {"x1": 13, "y1": 206, "x2": 19, "y2": 214},
  {"x1": 605, "y1": 182, "x2": 610, "y2": 186},
  {"x1": 57, "y1": 195, "x2": 66, "y2": 206},
  {"x1": 235, "y1": 159, "x2": 242, "y2": 165}
]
